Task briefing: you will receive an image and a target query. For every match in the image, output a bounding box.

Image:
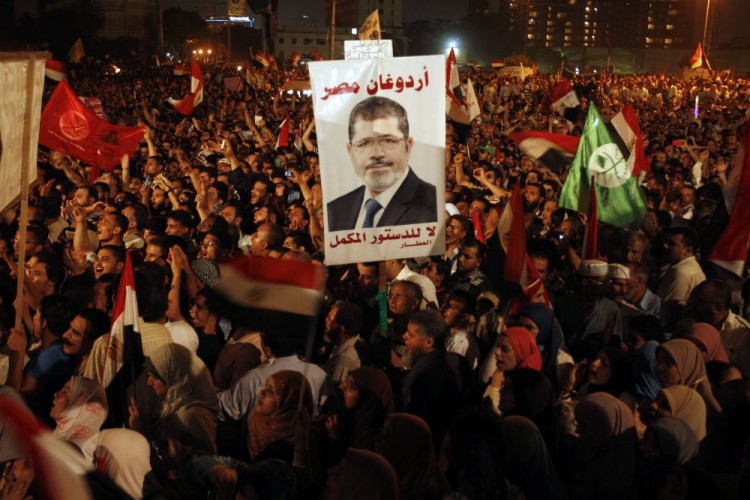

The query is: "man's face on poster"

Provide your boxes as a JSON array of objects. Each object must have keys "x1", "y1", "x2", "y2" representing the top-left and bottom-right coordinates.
[{"x1": 346, "y1": 116, "x2": 413, "y2": 196}]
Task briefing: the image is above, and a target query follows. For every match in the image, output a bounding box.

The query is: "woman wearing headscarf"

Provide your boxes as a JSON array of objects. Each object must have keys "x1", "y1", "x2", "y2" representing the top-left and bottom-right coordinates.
[
  {"x1": 519, "y1": 303, "x2": 573, "y2": 387},
  {"x1": 374, "y1": 413, "x2": 448, "y2": 500},
  {"x1": 656, "y1": 339, "x2": 722, "y2": 414},
  {"x1": 324, "y1": 448, "x2": 400, "y2": 500},
  {"x1": 683, "y1": 323, "x2": 730, "y2": 363},
  {"x1": 634, "y1": 417, "x2": 704, "y2": 499},
  {"x1": 132, "y1": 343, "x2": 219, "y2": 454},
  {"x1": 337, "y1": 366, "x2": 394, "y2": 449},
  {"x1": 571, "y1": 392, "x2": 638, "y2": 500},
  {"x1": 247, "y1": 370, "x2": 313, "y2": 462},
  {"x1": 51, "y1": 376, "x2": 108, "y2": 462},
  {"x1": 502, "y1": 415, "x2": 568, "y2": 500},
  {"x1": 485, "y1": 327, "x2": 555, "y2": 445},
  {"x1": 655, "y1": 386, "x2": 707, "y2": 441}
]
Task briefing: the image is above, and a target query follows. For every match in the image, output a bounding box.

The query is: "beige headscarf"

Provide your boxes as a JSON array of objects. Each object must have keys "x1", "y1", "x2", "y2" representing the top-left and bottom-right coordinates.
[
  {"x1": 658, "y1": 339, "x2": 707, "y2": 387},
  {"x1": 660, "y1": 385, "x2": 707, "y2": 441},
  {"x1": 247, "y1": 370, "x2": 313, "y2": 460},
  {"x1": 144, "y1": 343, "x2": 219, "y2": 419}
]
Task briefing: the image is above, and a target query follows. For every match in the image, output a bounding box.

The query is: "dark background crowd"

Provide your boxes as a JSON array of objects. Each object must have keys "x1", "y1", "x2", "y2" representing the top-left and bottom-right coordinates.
[{"x1": 0, "y1": 55, "x2": 749, "y2": 499}]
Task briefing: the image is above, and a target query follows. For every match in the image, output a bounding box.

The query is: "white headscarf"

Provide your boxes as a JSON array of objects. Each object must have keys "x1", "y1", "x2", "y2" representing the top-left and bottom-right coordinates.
[{"x1": 53, "y1": 376, "x2": 108, "y2": 462}]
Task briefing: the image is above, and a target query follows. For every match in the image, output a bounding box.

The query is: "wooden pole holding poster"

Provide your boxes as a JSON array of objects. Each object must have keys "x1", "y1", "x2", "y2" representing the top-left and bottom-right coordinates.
[{"x1": 14, "y1": 53, "x2": 40, "y2": 331}]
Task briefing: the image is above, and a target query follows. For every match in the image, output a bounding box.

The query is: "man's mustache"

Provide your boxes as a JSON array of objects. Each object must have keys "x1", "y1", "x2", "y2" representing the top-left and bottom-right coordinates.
[{"x1": 366, "y1": 161, "x2": 393, "y2": 169}]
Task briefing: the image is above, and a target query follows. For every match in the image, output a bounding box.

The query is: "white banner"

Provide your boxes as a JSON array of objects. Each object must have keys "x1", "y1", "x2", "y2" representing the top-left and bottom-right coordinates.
[
  {"x1": 0, "y1": 54, "x2": 45, "y2": 212},
  {"x1": 344, "y1": 40, "x2": 393, "y2": 60},
  {"x1": 309, "y1": 56, "x2": 446, "y2": 266}
]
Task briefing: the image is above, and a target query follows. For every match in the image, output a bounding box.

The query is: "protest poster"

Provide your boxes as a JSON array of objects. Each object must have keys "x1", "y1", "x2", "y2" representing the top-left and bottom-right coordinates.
[
  {"x1": 344, "y1": 40, "x2": 393, "y2": 60},
  {"x1": 309, "y1": 55, "x2": 445, "y2": 266}
]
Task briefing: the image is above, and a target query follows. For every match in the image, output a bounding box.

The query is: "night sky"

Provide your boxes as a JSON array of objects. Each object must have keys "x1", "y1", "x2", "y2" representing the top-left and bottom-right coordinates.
[{"x1": 165, "y1": 0, "x2": 746, "y2": 45}]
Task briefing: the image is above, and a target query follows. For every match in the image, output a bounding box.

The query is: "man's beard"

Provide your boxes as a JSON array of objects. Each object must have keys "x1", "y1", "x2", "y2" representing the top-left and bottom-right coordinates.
[{"x1": 362, "y1": 162, "x2": 403, "y2": 194}]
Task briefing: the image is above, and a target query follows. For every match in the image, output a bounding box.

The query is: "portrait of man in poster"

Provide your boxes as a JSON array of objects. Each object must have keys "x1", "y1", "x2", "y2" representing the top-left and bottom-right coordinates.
[{"x1": 326, "y1": 95, "x2": 437, "y2": 231}]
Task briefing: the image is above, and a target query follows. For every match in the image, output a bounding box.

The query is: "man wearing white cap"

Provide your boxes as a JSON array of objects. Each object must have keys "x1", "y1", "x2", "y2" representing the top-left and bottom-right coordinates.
[{"x1": 608, "y1": 263, "x2": 643, "y2": 326}]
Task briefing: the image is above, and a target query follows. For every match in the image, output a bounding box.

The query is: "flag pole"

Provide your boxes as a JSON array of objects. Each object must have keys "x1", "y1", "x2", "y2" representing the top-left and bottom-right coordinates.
[
  {"x1": 14, "y1": 53, "x2": 38, "y2": 332},
  {"x1": 329, "y1": 0, "x2": 336, "y2": 60}
]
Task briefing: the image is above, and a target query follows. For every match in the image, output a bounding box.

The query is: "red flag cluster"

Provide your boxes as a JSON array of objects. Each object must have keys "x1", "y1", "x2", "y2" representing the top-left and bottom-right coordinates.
[{"x1": 38, "y1": 80, "x2": 144, "y2": 170}]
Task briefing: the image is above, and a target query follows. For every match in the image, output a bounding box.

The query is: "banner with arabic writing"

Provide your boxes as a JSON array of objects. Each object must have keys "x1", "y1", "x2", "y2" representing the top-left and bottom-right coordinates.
[{"x1": 309, "y1": 55, "x2": 445, "y2": 266}]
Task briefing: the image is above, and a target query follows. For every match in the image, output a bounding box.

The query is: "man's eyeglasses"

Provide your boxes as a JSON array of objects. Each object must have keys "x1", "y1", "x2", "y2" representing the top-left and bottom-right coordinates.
[{"x1": 351, "y1": 137, "x2": 406, "y2": 152}]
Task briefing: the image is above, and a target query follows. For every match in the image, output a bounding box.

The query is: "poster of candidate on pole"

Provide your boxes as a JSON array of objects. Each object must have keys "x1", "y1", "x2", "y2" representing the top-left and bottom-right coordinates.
[{"x1": 309, "y1": 55, "x2": 446, "y2": 266}]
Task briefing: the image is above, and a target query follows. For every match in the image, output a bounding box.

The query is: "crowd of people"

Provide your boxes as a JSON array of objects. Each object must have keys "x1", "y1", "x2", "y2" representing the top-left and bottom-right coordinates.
[{"x1": 0, "y1": 55, "x2": 749, "y2": 499}]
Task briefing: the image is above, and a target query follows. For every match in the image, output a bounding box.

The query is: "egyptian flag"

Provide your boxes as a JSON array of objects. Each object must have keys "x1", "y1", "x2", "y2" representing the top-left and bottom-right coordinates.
[
  {"x1": 268, "y1": 53, "x2": 278, "y2": 69},
  {"x1": 549, "y1": 77, "x2": 582, "y2": 123},
  {"x1": 275, "y1": 115, "x2": 290, "y2": 149},
  {"x1": 255, "y1": 51, "x2": 271, "y2": 68},
  {"x1": 689, "y1": 42, "x2": 712, "y2": 71},
  {"x1": 290, "y1": 52, "x2": 300, "y2": 66},
  {"x1": 45, "y1": 59, "x2": 67, "y2": 81},
  {"x1": 167, "y1": 60, "x2": 203, "y2": 116},
  {"x1": 508, "y1": 131, "x2": 581, "y2": 174},
  {"x1": 607, "y1": 104, "x2": 649, "y2": 176},
  {"x1": 313, "y1": 51, "x2": 323, "y2": 61},
  {"x1": 0, "y1": 398, "x2": 93, "y2": 500},
  {"x1": 215, "y1": 256, "x2": 324, "y2": 315},
  {"x1": 445, "y1": 48, "x2": 469, "y2": 124},
  {"x1": 707, "y1": 119, "x2": 750, "y2": 276},
  {"x1": 100, "y1": 251, "x2": 140, "y2": 389},
  {"x1": 498, "y1": 184, "x2": 528, "y2": 286}
]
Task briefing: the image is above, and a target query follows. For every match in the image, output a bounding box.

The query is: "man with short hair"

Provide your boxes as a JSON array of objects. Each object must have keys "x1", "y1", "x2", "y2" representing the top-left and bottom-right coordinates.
[
  {"x1": 384, "y1": 259, "x2": 438, "y2": 309},
  {"x1": 327, "y1": 95, "x2": 437, "y2": 230},
  {"x1": 687, "y1": 280, "x2": 750, "y2": 377},
  {"x1": 402, "y1": 309, "x2": 463, "y2": 448},
  {"x1": 96, "y1": 212, "x2": 127, "y2": 247},
  {"x1": 121, "y1": 203, "x2": 148, "y2": 249},
  {"x1": 657, "y1": 227, "x2": 706, "y2": 305},
  {"x1": 445, "y1": 240, "x2": 491, "y2": 294},
  {"x1": 441, "y1": 291, "x2": 480, "y2": 369},
  {"x1": 6, "y1": 295, "x2": 78, "y2": 425},
  {"x1": 94, "y1": 245, "x2": 125, "y2": 280},
  {"x1": 444, "y1": 214, "x2": 472, "y2": 273},
  {"x1": 218, "y1": 327, "x2": 329, "y2": 419},
  {"x1": 323, "y1": 301, "x2": 372, "y2": 384},
  {"x1": 625, "y1": 262, "x2": 662, "y2": 317},
  {"x1": 250, "y1": 222, "x2": 284, "y2": 257}
]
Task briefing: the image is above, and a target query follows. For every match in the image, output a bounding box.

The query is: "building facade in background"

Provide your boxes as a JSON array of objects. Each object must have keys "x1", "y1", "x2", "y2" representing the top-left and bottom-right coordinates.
[{"x1": 497, "y1": 0, "x2": 696, "y2": 50}]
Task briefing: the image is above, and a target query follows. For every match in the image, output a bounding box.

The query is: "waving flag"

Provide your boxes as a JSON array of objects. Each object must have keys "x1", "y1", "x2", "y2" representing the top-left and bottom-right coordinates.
[
  {"x1": 173, "y1": 64, "x2": 189, "y2": 76},
  {"x1": 0, "y1": 398, "x2": 93, "y2": 500},
  {"x1": 39, "y1": 80, "x2": 144, "y2": 169},
  {"x1": 550, "y1": 77, "x2": 582, "y2": 123},
  {"x1": 275, "y1": 115, "x2": 290, "y2": 149},
  {"x1": 255, "y1": 51, "x2": 271, "y2": 68},
  {"x1": 100, "y1": 251, "x2": 140, "y2": 388},
  {"x1": 167, "y1": 60, "x2": 203, "y2": 116},
  {"x1": 45, "y1": 59, "x2": 67, "y2": 81},
  {"x1": 508, "y1": 131, "x2": 581, "y2": 174},
  {"x1": 358, "y1": 9, "x2": 381, "y2": 41},
  {"x1": 68, "y1": 38, "x2": 85, "y2": 63},
  {"x1": 689, "y1": 42, "x2": 712, "y2": 71},
  {"x1": 559, "y1": 104, "x2": 647, "y2": 229},
  {"x1": 215, "y1": 256, "x2": 324, "y2": 315},
  {"x1": 290, "y1": 52, "x2": 300, "y2": 66},
  {"x1": 608, "y1": 104, "x2": 649, "y2": 176},
  {"x1": 498, "y1": 184, "x2": 528, "y2": 285},
  {"x1": 708, "y1": 120, "x2": 750, "y2": 276},
  {"x1": 446, "y1": 48, "x2": 470, "y2": 124}
]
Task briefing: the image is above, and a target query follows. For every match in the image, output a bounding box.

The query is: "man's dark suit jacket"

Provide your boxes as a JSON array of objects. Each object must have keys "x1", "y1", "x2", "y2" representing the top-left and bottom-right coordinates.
[{"x1": 327, "y1": 168, "x2": 437, "y2": 231}]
